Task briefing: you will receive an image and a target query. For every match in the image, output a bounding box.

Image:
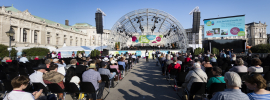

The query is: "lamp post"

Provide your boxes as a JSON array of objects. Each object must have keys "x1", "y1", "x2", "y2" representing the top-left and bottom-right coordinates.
[{"x1": 6, "y1": 27, "x2": 15, "y2": 57}]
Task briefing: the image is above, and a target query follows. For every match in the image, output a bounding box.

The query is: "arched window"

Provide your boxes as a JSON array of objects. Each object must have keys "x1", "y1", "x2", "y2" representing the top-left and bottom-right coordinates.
[
  {"x1": 260, "y1": 33, "x2": 262, "y2": 38},
  {"x1": 23, "y1": 30, "x2": 27, "y2": 42},
  {"x1": 34, "y1": 31, "x2": 37, "y2": 43}
]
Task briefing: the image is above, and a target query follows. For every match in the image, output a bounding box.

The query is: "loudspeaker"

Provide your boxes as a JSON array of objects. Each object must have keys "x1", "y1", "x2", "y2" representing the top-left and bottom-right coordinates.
[
  {"x1": 95, "y1": 13, "x2": 103, "y2": 34},
  {"x1": 192, "y1": 12, "x2": 200, "y2": 33},
  {"x1": 101, "y1": 49, "x2": 109, "y2": 56}
]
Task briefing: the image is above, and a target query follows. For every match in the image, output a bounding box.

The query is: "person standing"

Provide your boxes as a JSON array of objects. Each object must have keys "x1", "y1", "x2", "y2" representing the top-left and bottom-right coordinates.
[
  {"x1": 152, "y1": 50, "x2": 155, "y2": 60},
  {"x1": 71, "y1": 51, "x2": 75, "y2": 58},
  {"x1": 145, "y1": 50, "x2": 149, "y2": 62},
  {"x1": 46, "y1": 52, "x2": 51, "y2": 59},
  {"x1": 19, "y1": 54, "x2": 29, "y2": 63},
  {"x1": 57, "y1": 52, "x2": 61, "y2": 59}
]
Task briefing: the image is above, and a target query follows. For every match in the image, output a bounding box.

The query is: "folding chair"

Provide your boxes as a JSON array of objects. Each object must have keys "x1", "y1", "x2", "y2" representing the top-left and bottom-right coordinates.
[
  {"x1": 208, "y1": 83, "x2": 226, "y2": 99},
  {"x1": 2, "y1": 80, "x2": 13, "y2": 98},
  {"x1": 185, "y1": 82, "x2": 206, "y2": 100},
  {"x1": 64, "y1": 83, "x2": 80, "y2": 99},
  {"x1": 109, "y1": 69, "x2": 119, "y2": 85},
  {"x1": 32, "y1": 83, "x2": 49, "y2": 96},
  {"x1": 100, "y1": 75, "x2": 112, "y2": 98},
  {"x1": 80, "y1": 82, "x2": 100, "y2": 100},
  {"x1": 119, "y1": 65, "x2": 125, "y2": 78},
  {"x1": 47, "y1": 83, "x2": 65, "y2": 99}
]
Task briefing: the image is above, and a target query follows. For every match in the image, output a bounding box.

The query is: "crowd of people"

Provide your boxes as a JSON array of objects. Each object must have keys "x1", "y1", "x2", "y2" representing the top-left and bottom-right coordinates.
[
  {"x1": 156, "y1": 51, "x2": 270, "y2": 100},
  {"x1": 0, "y1": 52, "x2": 139, "y2": 100},
  {"x1": 122, "y1": 44, "x2": 178, "y2": 50}
]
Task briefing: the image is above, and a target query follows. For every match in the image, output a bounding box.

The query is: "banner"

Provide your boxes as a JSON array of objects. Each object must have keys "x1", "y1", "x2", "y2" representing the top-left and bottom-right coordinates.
[
  {"x1": 132, "y1": 35, "x2": 163, "y2": 43},
  {"x1": 204, "y1": 15, "x2": 245, "y2": 38}
]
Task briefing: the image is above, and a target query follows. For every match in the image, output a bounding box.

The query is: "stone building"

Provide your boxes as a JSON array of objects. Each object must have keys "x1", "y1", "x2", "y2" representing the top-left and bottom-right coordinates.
[
  {"x1": 185, "y1": 21, "x2": 267, "y2": 47},
  {"x1": 0, "y1": 5, "x2": 110, "y2": 48}
]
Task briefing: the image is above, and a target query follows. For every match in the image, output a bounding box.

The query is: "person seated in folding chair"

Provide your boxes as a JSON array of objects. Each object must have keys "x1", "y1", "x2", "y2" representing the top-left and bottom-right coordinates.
[
  {"x1": 132, "y1": 54, "x2": 137, "y2": 65},
  {"x1": 82, "y1": 63, "x2": 105, "y2": 100},
  {"x1": 3, "y1": 76, "x2": 43, "y2": 100},
  {"x1": 98, "y1": 62, "x2": 116, "y2": 88},
  {"x1": 211, "y1": 72, "x2": 249, "y2": 100},
  {"x1": 181, "y1": 62, "x2": 208, "y2": 100},
  {"x1": 29, "y1": 64, "x2": 48, "y2": 89},
  {"x1": 43, "y1": 64, "x2": 65, "y2": 100}
]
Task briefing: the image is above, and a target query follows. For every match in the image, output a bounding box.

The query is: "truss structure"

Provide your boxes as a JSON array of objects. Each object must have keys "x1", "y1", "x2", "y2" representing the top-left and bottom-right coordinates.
[{"x1": 108, "y1": 8, "x2": 188, "y2": 50}]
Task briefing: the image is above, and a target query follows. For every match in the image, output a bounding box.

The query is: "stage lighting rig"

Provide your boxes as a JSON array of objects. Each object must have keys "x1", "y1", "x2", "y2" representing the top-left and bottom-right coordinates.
[
  {"x1": 151, "y1": 16, "x2": 162, "y2": 33},
  {"x1": 134, "y1": 16, "x2": 144, "y2": 33}
]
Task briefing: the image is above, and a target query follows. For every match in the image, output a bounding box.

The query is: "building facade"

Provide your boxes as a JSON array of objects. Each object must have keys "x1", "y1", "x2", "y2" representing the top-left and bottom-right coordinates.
[
  {"x1": 185, "y1": 21, "x2": 267, "y2": 47},
  {"x1": 0, "y1": 5, "x2": 110, "y2": 48}
]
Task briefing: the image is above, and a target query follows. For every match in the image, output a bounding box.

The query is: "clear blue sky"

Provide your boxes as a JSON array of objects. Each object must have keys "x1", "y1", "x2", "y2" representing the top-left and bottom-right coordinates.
[{"x1": 2, "y1": 0, "x2": 270, "y2": 32}]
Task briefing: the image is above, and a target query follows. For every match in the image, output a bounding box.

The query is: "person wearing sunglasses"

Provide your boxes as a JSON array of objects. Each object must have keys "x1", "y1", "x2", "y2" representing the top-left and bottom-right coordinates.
[{"x1": 243, "y1": 74, "x2": 270, "y2": 100}]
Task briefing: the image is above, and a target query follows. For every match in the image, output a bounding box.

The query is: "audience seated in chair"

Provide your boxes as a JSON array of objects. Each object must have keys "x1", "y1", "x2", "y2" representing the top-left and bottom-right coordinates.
[
  {"x1": 82, "y1": 63, "x2": 105, "y2": 100},
  {"x1": 243, "y1": 74, "x2": 270, "y2": 99},
  {"x1": 211, "y1": 72, "x2": 249, "y2": 100},
  {"x1": 43, "y1": 64, "x2": 65, "y2": 100},
  {"x1": 3, "y1": 75, "x2": 43, "y2": 100},
  {"x1": 206, "y1": 67, "x2": 225, "y2": 91}
]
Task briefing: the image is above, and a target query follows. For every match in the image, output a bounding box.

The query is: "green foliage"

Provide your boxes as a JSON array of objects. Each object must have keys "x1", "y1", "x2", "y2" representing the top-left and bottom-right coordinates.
[
  {"x1": 194, "y1": 47, "x2": 203, "y2": 56},
  {"x1": 90, "y1": 49, "x2": 100, "y2": 57},
  {"x1": 250, "y1": 44, "x2": 270, "y2": 53},
  {"x1": 77, "y1": 51, "x2": 85, "y2": 54},
  {"x1": 0, "y1": 44, "x2": 17, "y2": 57},
  {"x1": 202, "y1": 48, "x2": 204, "y2": 54},
  {"x1": 22, "y1": 47, "x2": 49, "y2": 56},
  {"x1": 212, "y1": 47, "x2": 219, "y2": 55}
]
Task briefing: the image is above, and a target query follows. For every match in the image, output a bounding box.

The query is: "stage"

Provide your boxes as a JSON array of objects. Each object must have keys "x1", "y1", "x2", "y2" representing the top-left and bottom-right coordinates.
[{"x1": 109, "y1": 49, "x2": 186, "y2": 58}]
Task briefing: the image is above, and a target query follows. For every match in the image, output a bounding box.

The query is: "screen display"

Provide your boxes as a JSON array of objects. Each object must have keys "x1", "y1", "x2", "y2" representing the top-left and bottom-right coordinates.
[
  {"x1": 204, "y1": 15, "x2": 245, "y2": 38},
  {"x1": 132, "y1": 35, "x2": 163, "y2": 44}
]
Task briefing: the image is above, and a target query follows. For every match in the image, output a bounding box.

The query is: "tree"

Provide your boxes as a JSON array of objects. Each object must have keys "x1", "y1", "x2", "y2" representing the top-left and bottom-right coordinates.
[
  {"x1": 212, "y1": 47, "x2": 219, "y2": 56},
  {"x1": 250, "y1": 44, "x2": 270, "y2": 53},
  {"x1": 22, "y1": 47, "x2": 49, "y2": 57},
  {"x1": 0, "y1": 44, "x2": 17, "y2": 57}
]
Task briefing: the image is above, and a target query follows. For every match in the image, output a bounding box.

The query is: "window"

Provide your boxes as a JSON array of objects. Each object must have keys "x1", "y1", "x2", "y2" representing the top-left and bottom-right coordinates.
[
  {"x1": 70, "y1": 36, "x2": 72, "y2": 38},
  {"x1": 260, "y1": 33, "x2": 262, "y2": 38},
  {"x1": 34, "y1": 31, "x2": 37, "y2": 43},
  {"x1": 23, "y1": 30, "x2": 27, "y2": 42},
  {"x1": 70, "y1": 40, "x2": 72, "y2": 45},
  {"x1": 47, "y1": 32, "x2": 50, "y2": 34},
  {"x1": 64, "y1": 38, "x2": 66, "y2": 43},
  {"x1": 47, "y1": 37, "x2": 50, "y2": 44},
  {"x1": 64, "y1": 35, "x2": 66, "y2": 37},
  {"x1": 56, "y1": 38, "x2": 59, "y2": 45},
  {"x1": 76, "y1": 41, "x2": 77, "y2": 46},
  {"x1": 56, "y1": 34, "x2": 59, "y2": 36}
]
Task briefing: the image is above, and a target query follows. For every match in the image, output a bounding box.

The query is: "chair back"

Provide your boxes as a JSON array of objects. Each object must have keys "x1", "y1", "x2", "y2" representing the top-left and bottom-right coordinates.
[
  {"x1": 101, "y1": 74, "x2": 110, "y2": 81},
  {"x1": 65, "y1": 83, "x2": 80, "y2": 93},
  {"x1": 209, "y1": 83, "x2": 226, "y2": 95},
  {"x1": 80, "y1": 82, "x2": 96, "y2": 93},
  {"x1": 189, "y1": 82, "x2": 206, "y2": 95},
  {"x1": 170, "y1": 69, "x2": 178, "y2": 76},
  {"x1": 264, "y1": 71, "x2": 270, "y2": 82},
  {"x1": 2, "y1": 80, "x2": 13, "y2": 92},
  {"x1": 110, "y1": 69, "x2": 118, "y2": 74},
  {"x1": 47, "y1": 83, "x2": 64, "y2": 93},
  {"x1": 32, "y1": 83, "x2": 49, "y2": 93},
  {"x1": 237, "y1": 72, "x2": 248, "y2": 79},
  {"x1": 119, "y1": 65, "x2": 124, "y2": 70},
  {"x1": 176, "y1": 72, "x2": 188, "y2": 86}
]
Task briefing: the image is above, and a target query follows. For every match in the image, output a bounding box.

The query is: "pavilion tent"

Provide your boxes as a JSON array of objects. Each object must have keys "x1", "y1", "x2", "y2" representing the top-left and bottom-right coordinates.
[{"x1": 54, "y1": 46, "x2": 93, "y2": 58}]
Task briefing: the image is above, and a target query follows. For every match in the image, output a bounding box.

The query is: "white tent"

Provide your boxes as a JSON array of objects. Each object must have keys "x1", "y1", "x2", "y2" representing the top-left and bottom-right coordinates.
[{"x1": 54, "y1": 46, "x2": 108, "y2": 58}]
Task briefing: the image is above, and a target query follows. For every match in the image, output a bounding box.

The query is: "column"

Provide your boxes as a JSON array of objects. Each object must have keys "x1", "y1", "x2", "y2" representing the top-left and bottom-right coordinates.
[
  {"x1": 28, "y1": 30, "x2": 31, "y2": 43},
  {"x1": 31, "y1": 30, "x2": 34, "y2": 43},
  {"x1": 16, "y1": 27, "x2": 20, "y2": 42},
  {"x1": 20, "y1": 28, "x2": 23, "y2": 42}
]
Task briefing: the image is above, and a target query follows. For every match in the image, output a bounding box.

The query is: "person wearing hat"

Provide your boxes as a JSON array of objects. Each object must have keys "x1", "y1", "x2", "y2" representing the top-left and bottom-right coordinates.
[
  {"x1": 29, "y1": 64, "x2": 47, "y2": 87},
  {"x1": 53, "y1": 58, "x2": 66, "y2": 76},
  {"x1": 82, "y1": 63, "x2": 105, "y2": 100}
]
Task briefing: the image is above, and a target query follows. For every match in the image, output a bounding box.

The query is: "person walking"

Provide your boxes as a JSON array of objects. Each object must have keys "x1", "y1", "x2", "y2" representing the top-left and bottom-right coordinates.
[
  {"x1": 152, "y1": 50, "x2": 155, "y2": 60},
  {"x1": 145, "y1": 50, "x2": 149, "y2": 62}
]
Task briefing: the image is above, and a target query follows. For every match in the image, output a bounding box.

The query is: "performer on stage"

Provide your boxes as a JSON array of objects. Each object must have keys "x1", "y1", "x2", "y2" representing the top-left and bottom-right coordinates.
[{"x1": 145, "y1": 50, "x2": 149, "y2": 62}]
